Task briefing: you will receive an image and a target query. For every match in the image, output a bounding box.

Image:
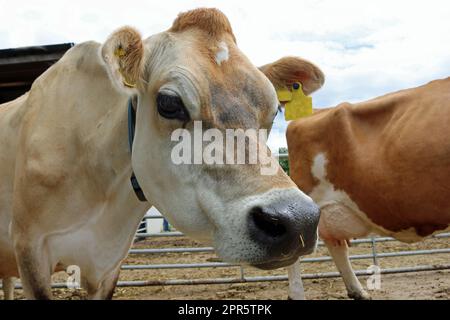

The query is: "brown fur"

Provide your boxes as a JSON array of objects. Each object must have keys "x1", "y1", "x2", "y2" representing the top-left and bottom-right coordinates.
[
  {"x1": 287, "y1": 78, "x2": 450, "y2": 237},
  {"x1": 106, "y1": 26, "x2": 144, "y2": 86},
  {"x1": 259, "y1": 56, "x2": 325, "y2": 95},
  {"x1": 170, "y1": 8, "x2": 236, "y2": 43}
]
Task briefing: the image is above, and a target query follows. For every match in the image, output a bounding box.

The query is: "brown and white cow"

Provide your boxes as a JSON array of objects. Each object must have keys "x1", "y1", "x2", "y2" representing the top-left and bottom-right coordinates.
[
  {"x1": 0, "y1": 8, "x2": 324, "y2": 299},
  {"x1": 286, "y1": 78, "x2": 450, "y2": 299}
]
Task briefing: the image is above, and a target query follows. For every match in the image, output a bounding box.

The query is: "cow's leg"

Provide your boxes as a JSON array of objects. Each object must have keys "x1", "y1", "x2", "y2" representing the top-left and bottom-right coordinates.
[
  {"x1": 3, "y1": 277, "x2": 16, "y2": 300},
  {"x1": 86, "y1": 266, "x2": 121, "y2": 300},
  {"x1": 324, "y1": 240, "x2": 370, "y2": 300},
  {"x1": 14, "y1": 238, "x2": 52, "y2": 300},
  {"x1": 319, "y1": 203, "x2": 372, "y2": 300},
  {"x1": 287, "y1": 259, "x2": 305, "y2": 300}
]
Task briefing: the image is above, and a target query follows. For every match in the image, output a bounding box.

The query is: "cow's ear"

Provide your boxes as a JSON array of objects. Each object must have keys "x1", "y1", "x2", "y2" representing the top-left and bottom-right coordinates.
[
  {"x1": 101, "y1": 26, "x2": 144, "y2": 93},
  {"x1": 259, "y1": 57, "x2": 324, "y2": 95}
]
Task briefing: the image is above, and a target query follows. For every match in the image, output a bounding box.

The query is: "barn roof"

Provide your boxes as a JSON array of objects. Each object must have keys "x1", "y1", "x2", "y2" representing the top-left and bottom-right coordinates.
[{"x1": 0, "y1": 43, "x2": 74, "y2": 103}]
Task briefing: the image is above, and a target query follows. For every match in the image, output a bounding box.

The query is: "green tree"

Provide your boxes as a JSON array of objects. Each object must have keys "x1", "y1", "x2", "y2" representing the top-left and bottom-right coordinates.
[{"x1": 278, "y1": 147, "x2": 289, "y2": 175}]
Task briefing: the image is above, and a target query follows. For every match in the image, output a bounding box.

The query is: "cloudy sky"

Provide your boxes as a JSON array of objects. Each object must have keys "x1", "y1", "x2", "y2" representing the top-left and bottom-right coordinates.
[{"x1": 1, "y1": 0, "x2": 449, "y2": 151}]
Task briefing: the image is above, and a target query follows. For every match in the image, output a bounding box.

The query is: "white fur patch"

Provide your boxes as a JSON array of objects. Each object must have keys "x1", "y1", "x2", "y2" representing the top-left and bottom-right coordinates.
[
  {"x1": 309, "y1": 153, "x2": 431, "y2": 242},
  {"x1": 215, "y1": 41, "x2": 229, "y2": 66},
  {"x1": 311, "y1": 153, "x2": 327, "y2": 181},
  {"x1": 310, "y1": 153, "x2": 353, "y2": 210}
]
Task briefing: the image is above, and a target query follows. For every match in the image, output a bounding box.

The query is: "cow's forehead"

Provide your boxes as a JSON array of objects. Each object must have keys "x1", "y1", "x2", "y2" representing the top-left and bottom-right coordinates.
[
  {"x1": 145, "y1": 29, "x2": 277, "y2": 129},
  {"x1": 207, "y1": 71, "x2": 276, "y2": 129}
]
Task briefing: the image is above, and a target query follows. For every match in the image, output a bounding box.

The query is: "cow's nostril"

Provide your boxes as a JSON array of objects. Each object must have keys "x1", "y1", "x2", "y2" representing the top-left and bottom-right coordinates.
[{"x1": 250, "y1": 207, "x2": 287, "y2": 238}]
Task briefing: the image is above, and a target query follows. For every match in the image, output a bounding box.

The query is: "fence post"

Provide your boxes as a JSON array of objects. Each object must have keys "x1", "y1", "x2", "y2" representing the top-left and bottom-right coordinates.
[
  {"x1": 239, "y1": 266, "x2": 246, "y2": 281},
  {"x1": 371, "y1": 236, "x2": 379, "y2": 266}
]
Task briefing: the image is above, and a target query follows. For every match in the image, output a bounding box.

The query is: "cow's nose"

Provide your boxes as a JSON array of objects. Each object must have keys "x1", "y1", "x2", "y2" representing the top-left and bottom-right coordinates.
[{"x1": 248, "y1": 196, "x2": 320, "y2": 264}]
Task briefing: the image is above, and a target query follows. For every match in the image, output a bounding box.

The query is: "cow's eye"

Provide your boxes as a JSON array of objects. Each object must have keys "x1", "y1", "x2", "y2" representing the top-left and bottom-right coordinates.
[{"x1": 156, "y1": 93, "x2": 190, "y2": 121}]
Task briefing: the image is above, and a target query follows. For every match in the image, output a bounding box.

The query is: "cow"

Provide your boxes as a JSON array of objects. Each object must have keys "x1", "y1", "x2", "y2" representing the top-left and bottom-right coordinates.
[
  {"x1": 0, "y1": 8, "x2": 325, "y2": 299},
  {"x1": 285, "y1": 78, "x2": 450, "y2": 300}
]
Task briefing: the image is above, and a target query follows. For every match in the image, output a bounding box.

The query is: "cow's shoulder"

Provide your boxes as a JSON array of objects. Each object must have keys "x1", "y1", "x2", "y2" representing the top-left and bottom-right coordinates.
[
  {"x1": 15, "y1": 42, "x2": 113, "y2": 189},
  {"x1": 59, "y1": 41, "x2": 101, "y2": 63},
  {"x1": 286, "y1": 106, "x2": 350, "y2": 192},
  {"x1": 55, "y1": 41, "x2": 104, "y2": 75},
  {"x1": 287, "y1": 103, "x2": 351, "y2": 148},
  {"x1": 423, "y1": 76, "x2": 450, "y2": 89},
  {"x1": 25, "y1": 41, "x2": 104, "y2": 100}
]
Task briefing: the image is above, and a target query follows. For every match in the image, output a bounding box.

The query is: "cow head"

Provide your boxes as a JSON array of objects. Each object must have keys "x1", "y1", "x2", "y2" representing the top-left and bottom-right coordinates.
[{"x1": 100, "y1": 8, "x2": 324, "y2": 269}]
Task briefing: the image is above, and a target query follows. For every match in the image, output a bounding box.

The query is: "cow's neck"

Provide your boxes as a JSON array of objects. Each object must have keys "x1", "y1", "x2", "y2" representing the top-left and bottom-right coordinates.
[
  {"x1": 76, "y1": 77, "x2": 150, "y2": 219},
  {"x1": 80, "y1": 94, "x2": 150, "y2": 253}
]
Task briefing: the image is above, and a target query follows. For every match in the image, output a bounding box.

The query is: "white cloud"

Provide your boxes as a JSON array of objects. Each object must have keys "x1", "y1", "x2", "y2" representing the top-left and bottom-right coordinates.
[{"x1": 1, "y1": 0, "x2": 449, "y2": 150}]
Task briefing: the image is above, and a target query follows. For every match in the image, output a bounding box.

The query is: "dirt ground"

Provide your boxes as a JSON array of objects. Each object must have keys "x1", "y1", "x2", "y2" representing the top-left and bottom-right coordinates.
[{"x1": 2, "y1": 235, "x2": 449, "y2": 300}]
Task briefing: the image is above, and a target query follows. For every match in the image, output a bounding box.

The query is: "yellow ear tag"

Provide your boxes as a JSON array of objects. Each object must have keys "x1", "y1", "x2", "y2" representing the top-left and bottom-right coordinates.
[
  {"x1": 113, "y1": 47, "x2": 136, "y2": 88},
  {"x1": 283, "y1": 83, "x2": 313, "y2": 121},
  {"x1": 114, "y1": 47, "x2": 126, "y2": 57},
  {"x1": 276, "y1": 87, "x2": 292, "y2": 103}
]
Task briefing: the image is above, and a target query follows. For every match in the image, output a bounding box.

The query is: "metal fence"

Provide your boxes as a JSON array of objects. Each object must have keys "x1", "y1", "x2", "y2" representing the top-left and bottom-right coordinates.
[
  {"x1": 4, "y1": 227, "x2": 448, "y2": 291},
  {"x1": 118, "y1": 153, "x2": 450, "y2": 288},
  {"x1": 116, "y1": 213, "x2": 450, "y2": 288}
]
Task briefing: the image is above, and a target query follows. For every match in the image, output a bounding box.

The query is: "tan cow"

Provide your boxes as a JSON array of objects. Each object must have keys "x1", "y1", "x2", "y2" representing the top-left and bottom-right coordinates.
[
  {"x1": 286, "y1": 78, "x2": 450, "y2": 300},
  {"x1": 0, "y1": 8, "x2": 324, "y2": 299}
]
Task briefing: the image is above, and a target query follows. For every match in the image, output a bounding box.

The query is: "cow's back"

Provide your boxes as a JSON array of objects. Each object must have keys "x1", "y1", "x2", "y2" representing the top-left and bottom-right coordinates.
[{"x1": 288, "y1": 78, "x2": 450, "y2": 239}]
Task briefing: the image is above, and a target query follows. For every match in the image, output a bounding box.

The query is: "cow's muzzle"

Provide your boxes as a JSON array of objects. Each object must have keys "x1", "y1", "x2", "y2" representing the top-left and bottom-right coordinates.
[{"x1": 247, "y1": 194, "x2": 320, "y2": 269}]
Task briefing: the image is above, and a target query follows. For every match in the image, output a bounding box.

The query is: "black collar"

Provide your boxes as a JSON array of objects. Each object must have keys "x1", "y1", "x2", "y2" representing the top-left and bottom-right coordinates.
[{"x1": 128, "y1": 97, "x2": 147, "y2": 202}]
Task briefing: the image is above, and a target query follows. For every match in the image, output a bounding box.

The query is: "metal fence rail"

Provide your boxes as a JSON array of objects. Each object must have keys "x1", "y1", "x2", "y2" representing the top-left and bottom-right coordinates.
[
  {"x1": 118, "y1": 230, "x2": 450, "y2": 287},
  {"x1": 115, "y1": 263, "x2": 450, "y2": 287},
  {"x1": 5, "y1": 263, "x2": 448, "y2": 290},
  {"x1": 2, "y1": 221, "x2": 449, "y2": 292},
  {"x1": 122, "y1": 248, "x2": 450, "y2": 270},
  {"x1": 124, "y1": 208, "x2": 450, "y2": 287}
]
